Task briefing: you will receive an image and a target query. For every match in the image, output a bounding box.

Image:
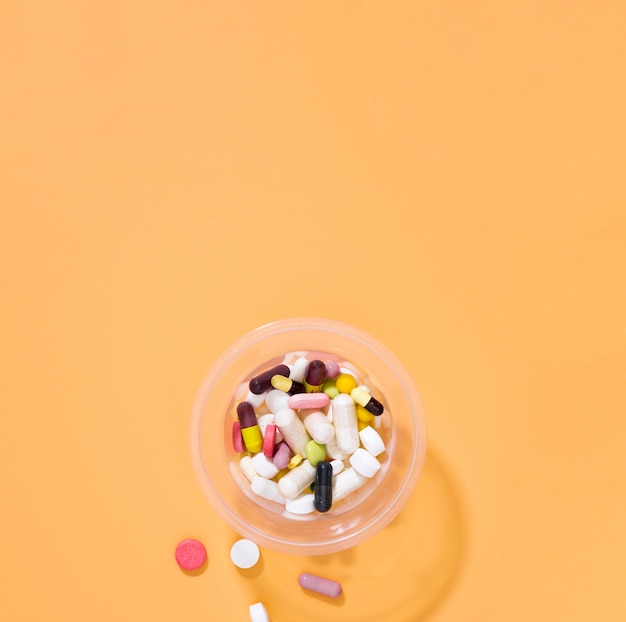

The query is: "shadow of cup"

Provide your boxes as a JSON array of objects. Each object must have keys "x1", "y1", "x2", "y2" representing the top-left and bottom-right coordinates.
[{"x1": 256, "y1": 444, "x2": 467, "y2": 622}]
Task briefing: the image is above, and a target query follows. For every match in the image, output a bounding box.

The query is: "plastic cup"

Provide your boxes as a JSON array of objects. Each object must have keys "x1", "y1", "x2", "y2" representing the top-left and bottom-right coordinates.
[{"x1": 190, "y1": 318, "x2": 427, "y2": 555}]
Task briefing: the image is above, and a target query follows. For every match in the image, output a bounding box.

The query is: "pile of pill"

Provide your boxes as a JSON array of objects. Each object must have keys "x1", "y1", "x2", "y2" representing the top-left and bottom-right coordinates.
[{"x1": 229, "y1": 352, "x2": 388, "y2": 516}]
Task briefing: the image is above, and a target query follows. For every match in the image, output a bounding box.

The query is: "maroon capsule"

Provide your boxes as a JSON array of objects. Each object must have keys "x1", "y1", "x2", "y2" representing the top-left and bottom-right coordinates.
[
  {"x1": 249, "y1": 364, "x2": 290, "y2": 394},
  {"x1": 236, "y1": 401, "x2": 258, "y2": 429},
  {"x1": 305, "y1": 359, "x2": 326, "y2": 390}
]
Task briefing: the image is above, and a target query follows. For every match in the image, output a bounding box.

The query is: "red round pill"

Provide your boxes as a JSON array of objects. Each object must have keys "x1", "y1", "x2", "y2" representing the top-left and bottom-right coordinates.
[{"x1": 175, "y1": 539, "x2": 207, "y2": 570}]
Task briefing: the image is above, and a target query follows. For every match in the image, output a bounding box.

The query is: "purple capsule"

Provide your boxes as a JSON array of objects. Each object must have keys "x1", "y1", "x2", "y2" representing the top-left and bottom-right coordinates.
[{"x1": 272, "y1": 441, "x2": 292, "y2": 469}]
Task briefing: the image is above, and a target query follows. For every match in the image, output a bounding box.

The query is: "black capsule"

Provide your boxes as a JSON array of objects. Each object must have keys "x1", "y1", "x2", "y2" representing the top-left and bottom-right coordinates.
[
  {"x1": 313, "y1": 461, "x2": 333, "y2": 513},
  {"x1": 364, "y1": 395, "x2": 384, "y2": 416},
  {"x1": 249, "y1": 364, "x2": 290, "y2": 394}
]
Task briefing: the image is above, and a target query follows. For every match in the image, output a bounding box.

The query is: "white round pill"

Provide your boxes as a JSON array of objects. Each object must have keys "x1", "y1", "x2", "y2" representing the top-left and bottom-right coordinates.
[
  {"x1": 358, "y1": 426, "x2": 385, "y2": 457},
  {"x1": 249, "y1": 602, "x2": 271, "y2": 622},
  {"x1": 349, "y1": 448, "x2": 381, "y2": 478},
  {"x1": 230, "y1": 539, "x2": 260, "y2": 569}
]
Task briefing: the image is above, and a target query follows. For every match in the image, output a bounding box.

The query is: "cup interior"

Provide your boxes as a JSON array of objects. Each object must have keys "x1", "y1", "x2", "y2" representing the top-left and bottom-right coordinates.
[{"x1": 190, "y1": 318, "x2": 427, "y2": 555}]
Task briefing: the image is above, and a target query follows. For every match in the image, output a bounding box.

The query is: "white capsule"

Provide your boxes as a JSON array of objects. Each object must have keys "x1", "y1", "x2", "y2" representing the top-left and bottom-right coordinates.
[
  {"x1": 265, "y1": 389, "x2": 291, "y2": 414},
  {"x1": 239, "y1": 455, "x2": 258, "y2": 482},
  {"x1": 249, "y1": 602, "x2": 270, "y2": 622},
  {"x1": 359, "y1": 426, "x2": 385, "y2": 456},
  {"x1": 245, "y1": 390, "x2": 266, "y2": 409},
  {"x1": 274, "y1": 408, "x2": 311, "y2": 457},
  {"x1": 278, "y1": 459, "x2": 317, "y2": 500},
  {"x1": 333, "y1": 467, "x2": 368, "y2": 501},
  {"x1": 329, "y1": 459, "x2": 345, "y2": 475},
  {"x1": 331, "y1": 394, "x2": 360, "y2": 455},
  {"x1": 325, "y1": 434, "x2": 349, "y2": 460},
  {"x1": 285, "y1": 493, "x2": 316, "y2": 515},
  {"x1": 349, "y1": 448, "x2": 381, "y2": 478},
  {"x1": 251, "y1": 477, "x2": 285, "y2": 504},
  {"x1": 252, "y1": 453, "x2": 280, "y2": 479},
  {"x1": 290, "y1": 357, "x2": 309, "y2": 382},
  {"x1": 300, "y1": 409, "x2": 335, "y2": 445}
]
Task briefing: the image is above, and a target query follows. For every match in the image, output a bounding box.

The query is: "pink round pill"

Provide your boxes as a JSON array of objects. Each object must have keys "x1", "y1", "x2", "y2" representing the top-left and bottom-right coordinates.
[
  {"x1": 175, "y1": 538, "x2": 207, "y2": 570},
  {"x1": 324, "y1": 360, "x2": 341, "y2": 378}
]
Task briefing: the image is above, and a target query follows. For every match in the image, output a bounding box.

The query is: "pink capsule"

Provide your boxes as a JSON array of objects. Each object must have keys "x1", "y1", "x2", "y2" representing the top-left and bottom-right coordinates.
[
  {"x1": 272, "y1": 441, "x2": 292, "y2": 469},
  {"x1": 287, "y1": 392, "x2": 330, "y2": 410},
  {"x1": 263, "y1": 423, "x2": 277, "y2": 458},
  {"x1": 232, "y1": 421, "x2": 245, "y2": 453},
  {"x1": 298, "y1": 573, "x2": 342, "y2": 598},
  {"x1": 324, "y1": 360, "x2": 341, "y2": 378}
]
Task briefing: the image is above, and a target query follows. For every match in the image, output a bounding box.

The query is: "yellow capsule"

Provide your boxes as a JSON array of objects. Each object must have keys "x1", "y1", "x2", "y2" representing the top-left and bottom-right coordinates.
[
  {"x1": 335, "y1": 373, "x2": 357, "y2": 394},
  {"x1": 356, "y1": 404, "x2": 375, "y2": 422},
  {"x1": 274, "y1": 468, "x2": 290, "y2": 481},
  {"x1": 288, "y1": 454, "x2": 303, "y2": 469},
  {"x1": 357, "y1": 419, "x2": 372, "y2": 431}
]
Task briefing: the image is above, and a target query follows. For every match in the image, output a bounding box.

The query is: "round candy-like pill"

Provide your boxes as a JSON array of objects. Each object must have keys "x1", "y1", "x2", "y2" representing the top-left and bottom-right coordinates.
[
  {"x1": 249, "y1": 602, "x2": 271, "y2": 622},
  {"x1": 230, "y1": 539, "x2": 260, "y2": 569},
  {"x1": 175, "y1": 538, "x2": 207, "y2": 570},
  {"x1": 305, "y1": 440, "x2": 327, "y2": 465},
  {"x1": 335, "y1": 373, "x2": 357, "y2": 394}
]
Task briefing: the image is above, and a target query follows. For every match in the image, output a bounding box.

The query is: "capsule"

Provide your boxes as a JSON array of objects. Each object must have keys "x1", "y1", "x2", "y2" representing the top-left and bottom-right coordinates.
[
  {"x1": 350, "y1": 386, "x2": 384, "y2": 416},
  {"x1": 298, "y1": 573, "x2": 342, "y2": 598},
  {"x1": 271, "y1": 374, "x2": 306, "y2": 395},
  {"x1": 249, "y1": 364, "x2": 290, "y2": 394},
  {"x1": 304, "y1": 359, "x2": 326, "y2": 392},
  {"x1": 236, "y1": 402, "x2": 263, "y2": 453},
  {"x1": 313, "y1": 461, "x2": 333, "y2": 513},
  {"x1": 331, "y1": 394, "x2": 360, "y2": 454}
]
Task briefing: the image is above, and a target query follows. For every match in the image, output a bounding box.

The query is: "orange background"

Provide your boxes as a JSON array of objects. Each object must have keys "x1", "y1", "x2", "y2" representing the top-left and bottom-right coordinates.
[{"x1": 1, "y1": 2, "x2": 624, "y2": 621}]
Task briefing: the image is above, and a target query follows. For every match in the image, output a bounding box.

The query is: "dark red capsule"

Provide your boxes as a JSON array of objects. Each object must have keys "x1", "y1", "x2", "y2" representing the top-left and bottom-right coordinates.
[
  {"x1": 236, "y1": 401, "x2": 258, "y2": 429},
  {"x1": 249, "y1": 364, "x2": 290, "y2": 394},
  {"x1": 305, "y1": 359, "x2": 326, "y2": 389}
]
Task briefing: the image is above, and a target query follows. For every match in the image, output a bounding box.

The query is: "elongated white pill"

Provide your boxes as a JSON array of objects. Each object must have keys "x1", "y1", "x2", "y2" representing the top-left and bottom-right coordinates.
[
  {"x1": 275, "y1": 408, "x2": 311, "y2": 457},
  {"x1": 251, "y1": 477, "x2": 285, "y2": 504},
  {"x1": 349, "y1": 448, "x2": 381, "y2": 478},
  {"x1": 245, "y1": 390, "x2": 266, "y2": 409},
  {"x1": 278, "y1": 459, "x2": 317, "y2": 500},
  {"x1": 333, "y1": 467, "x2": 367, "y2": 501},
  {"x1": 329, "y1": 459, "x2": 344, "y2": 475},
  {"x1": 300, "y1": 409, "x2": 335, "y2": 444},
  {"x1": 332, "y1": 394, "x2": 359, "y2": 455}
]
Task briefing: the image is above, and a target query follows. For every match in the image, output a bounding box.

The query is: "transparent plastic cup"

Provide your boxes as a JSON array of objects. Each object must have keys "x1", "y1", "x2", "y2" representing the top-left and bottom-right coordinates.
[{"x1": 190, "y1": 318, "x2": 427, "y2": 555}]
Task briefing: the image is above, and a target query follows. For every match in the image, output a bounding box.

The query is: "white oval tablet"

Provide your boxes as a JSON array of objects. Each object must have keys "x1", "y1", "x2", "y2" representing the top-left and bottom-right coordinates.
[
  {"x1": 251, "y1": 477, "x2": 285, "y2": 504},
  {"x1": 358, "y1": 426, "x2": 385, "y2": 456},
  {"x1": 329, "y1": 459, "x2": 345, "y2": 475},
  {"x1": 290, "y1": 357, "x2": 309, "y2": 382},
  {"x1": 285, "y1": 493, "x2": 316, "y2": 515},
  {"x1": 245, "y1": 390, "x2": 266, "y2": 409},
  {"x1": 251, "y1": 453, "x2": 279, "y2": 479},
  {"x1": 230, "y1": 539, "x2": 260, "y2": 569},
  {"x1": 349, "y1": 448, "x2": 381, "y2": 478}
]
